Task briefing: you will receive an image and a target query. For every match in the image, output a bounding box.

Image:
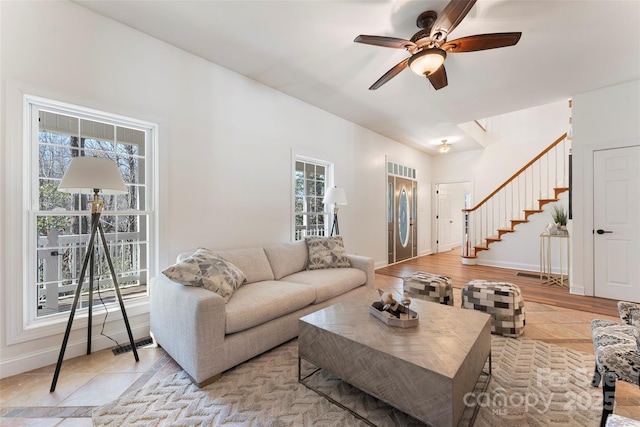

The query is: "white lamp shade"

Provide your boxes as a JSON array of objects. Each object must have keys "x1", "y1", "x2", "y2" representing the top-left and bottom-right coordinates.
[
  {"x1": 58, "y1": 157, "x2": 127, "y2": 194},
  {"x1": 323, "y1": 187, "x2": 347, "y2": 205}
]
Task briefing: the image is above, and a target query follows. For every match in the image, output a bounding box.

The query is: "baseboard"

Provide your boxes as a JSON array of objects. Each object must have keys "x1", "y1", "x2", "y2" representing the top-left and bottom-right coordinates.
[
  {"x1": 475, "y1": 258, "x2": 540, "y2": 273},
  {"x1": 0, "y1": 323, "x2": 150, "y2": 379},
  {"x1": 374, "y1": 261, "x2": 387, "y2": 269},
  {"x1": 569, "y1": 285, "x2": 585, "y2": 296}
]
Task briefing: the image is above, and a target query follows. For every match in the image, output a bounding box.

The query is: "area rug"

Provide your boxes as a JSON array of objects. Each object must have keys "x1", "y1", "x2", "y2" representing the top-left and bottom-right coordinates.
[{"x1": 93, "y1": 336, "x2": 601, "y2": 426}]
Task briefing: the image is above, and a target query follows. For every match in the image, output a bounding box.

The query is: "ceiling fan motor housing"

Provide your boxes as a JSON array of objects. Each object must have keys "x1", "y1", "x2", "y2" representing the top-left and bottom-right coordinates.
[{"x1": 416, "y1": 10, "x2": 438, "y2": 30}]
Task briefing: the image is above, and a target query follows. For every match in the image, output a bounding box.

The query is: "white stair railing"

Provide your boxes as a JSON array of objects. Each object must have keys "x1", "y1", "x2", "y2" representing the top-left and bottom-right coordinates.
[{"x1": 462, "y1": 134, "x2": 570, "y2": 260}]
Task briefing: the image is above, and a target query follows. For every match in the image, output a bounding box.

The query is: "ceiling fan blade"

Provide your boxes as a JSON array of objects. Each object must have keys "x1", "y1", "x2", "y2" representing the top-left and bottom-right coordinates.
[
  {"x1": 442, "y1": 32, "x2": 522, "y2": 53},
  {"x1": 369, "y1": 58, "x2": 409, "y2": 90},
  {"x1": 354, "y1": 35, "x2": 416, "y2": 50},
  {"x1": 431, "y1": 0, "x2": 477, "y2": 41},
  {"x1": 427, "y1": 65, "x2": 448, "y2": 90}
]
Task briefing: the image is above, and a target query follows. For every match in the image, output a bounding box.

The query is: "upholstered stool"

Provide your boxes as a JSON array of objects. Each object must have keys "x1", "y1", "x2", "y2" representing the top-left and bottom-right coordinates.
[
  {"x1": 461, "y1": 280, "x2": 526, "y2": 337},
  {"x1": 403, "y1": 272, "x2": 453, "y2": 306}
]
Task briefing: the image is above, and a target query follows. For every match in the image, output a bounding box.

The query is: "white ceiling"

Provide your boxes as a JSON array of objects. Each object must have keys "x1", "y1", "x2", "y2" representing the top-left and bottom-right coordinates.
[{"x1": 73, "y1": 0, "x2": 640, "y2": 155}]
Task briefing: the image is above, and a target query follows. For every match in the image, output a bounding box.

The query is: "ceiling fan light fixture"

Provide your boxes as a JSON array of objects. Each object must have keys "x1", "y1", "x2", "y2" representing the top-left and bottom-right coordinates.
[
  {"x1": 408, "y1": 48, "x2": 446, "y2": 76},
  {"x1": 439, "y1": 140, "x2": 451, "y2": 153}
]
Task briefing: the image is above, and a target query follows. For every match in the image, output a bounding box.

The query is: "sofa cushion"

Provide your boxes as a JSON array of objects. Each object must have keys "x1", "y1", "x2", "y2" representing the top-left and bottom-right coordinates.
[
  {"x1": 305, "y1": 236, "x2": 351, "y2": 270},
  {"x1": 263, "y1": 241, "x2": 308, "y2": 280},
  {"x1": 212, "y1": 247, "x2": 274, "y2": 284},
  {"x1": 225, "y1": 281, "x2": 316, "y2": 334},
  {"x1": 162, "y1": 248, "x2": 246, "y2": 303},
  {"x1": 281, "y1": 268, "x2": 366, "y2": 303}
]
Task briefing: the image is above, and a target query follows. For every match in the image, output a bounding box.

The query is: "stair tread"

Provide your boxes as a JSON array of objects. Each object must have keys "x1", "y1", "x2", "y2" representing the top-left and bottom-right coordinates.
[{"x1": 524, "y1": 209, "x2": 543, "y2": 213}]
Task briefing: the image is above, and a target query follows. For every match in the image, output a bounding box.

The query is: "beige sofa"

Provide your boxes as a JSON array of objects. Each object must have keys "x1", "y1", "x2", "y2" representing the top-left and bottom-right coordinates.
[{"x1": 150, "y1": 239, "x2": 375, "y2": 386}]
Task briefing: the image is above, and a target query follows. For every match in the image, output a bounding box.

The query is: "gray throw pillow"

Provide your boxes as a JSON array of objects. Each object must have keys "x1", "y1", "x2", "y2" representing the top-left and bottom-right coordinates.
[
  {"x1": 162, "y1": 247, "x2": 246, "y2": 303},
  {"x1": 305, "y1": 236, "x2": 351, "y2": 270}
]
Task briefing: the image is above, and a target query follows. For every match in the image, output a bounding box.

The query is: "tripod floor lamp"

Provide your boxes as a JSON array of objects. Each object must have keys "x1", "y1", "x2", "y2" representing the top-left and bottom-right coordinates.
[
  {"x1": 50, "y1": 156, "x2": 139, "y2": 392},
  {"x1": 323, "y1": 186, "x2": 347, "y2": 236}
]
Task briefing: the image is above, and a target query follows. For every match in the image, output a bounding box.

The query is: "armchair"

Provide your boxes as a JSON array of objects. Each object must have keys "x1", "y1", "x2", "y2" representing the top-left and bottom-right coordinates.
[{"x1": 591, "y1": 301, "x2": 640, "y2": 427}]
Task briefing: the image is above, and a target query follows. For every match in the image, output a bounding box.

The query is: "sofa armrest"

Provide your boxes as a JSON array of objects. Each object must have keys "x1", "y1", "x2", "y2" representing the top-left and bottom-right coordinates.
[
  {"x1": 150, "y1": 274, "x2": 226, "y2": 383},
  {"x1": 347, "y1": 254, "x2": 375, "y2": 289}
]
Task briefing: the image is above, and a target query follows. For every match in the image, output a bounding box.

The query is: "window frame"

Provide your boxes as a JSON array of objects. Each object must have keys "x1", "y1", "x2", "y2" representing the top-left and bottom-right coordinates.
[
  {"x1": 292, "y1": 155, "x2": 334, "y2": 241},
  {"x1": 7, "y1": 94, "x2": 158, "y2": 344}
]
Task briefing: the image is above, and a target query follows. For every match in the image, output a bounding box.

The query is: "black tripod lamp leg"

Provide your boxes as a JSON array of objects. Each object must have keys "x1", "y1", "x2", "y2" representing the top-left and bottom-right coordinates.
[
  {"x1": 50, "y1": 215, "x2": 100, "y2": 392},
  {"x1": 98, "y1": 222, "x2": 139, "y2": 362},
  {"x1": 88, "y1": 238, "x2": 95, "y2": 355},
  {"x1": 330, "y1": 212, "x2": 339, "y2": 236}
]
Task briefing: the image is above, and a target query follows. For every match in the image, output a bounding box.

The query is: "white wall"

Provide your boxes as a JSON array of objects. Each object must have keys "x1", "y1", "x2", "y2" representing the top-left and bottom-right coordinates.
[
  {"x1": 0, "y1": 1, "x2": 432, "y2": 378},
  {"x1": 431, "y1": 101, "x2": 569, "y2": 270},
  {"x1": 572, "y1": 80, "x2": 640, "y2": 296}
]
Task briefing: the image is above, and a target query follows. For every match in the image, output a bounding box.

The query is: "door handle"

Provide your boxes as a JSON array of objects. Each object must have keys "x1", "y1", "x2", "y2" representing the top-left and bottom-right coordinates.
[{"x1": 596, "y1": 229, "x2": 613, "y2": 234}]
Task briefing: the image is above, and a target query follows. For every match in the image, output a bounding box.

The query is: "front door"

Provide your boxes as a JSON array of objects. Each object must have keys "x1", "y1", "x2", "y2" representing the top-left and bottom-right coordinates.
[
  {"x1": 593, "y1": 146, "x2": 640, "y2": 302},
  {"x1": 387, "y1": 176, "x2": 418, "y2": 264},
  {"x1": 394, "y1": 177, "x2": 414, "y2": 262}
]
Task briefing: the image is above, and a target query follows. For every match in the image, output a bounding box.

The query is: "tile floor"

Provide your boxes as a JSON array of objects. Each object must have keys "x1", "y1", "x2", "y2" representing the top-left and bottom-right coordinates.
[{"x1": 1, "y1": 273, "x2": 638, "y2": 426}]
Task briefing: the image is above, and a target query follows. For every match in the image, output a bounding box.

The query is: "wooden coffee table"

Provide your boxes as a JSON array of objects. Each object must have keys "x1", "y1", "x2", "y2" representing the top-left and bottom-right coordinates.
[{"x1": 298, "y1": 293, "x2": 492, "y2": 426}]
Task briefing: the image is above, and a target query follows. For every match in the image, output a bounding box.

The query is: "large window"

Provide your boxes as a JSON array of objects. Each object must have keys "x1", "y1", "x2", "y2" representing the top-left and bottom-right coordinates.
[
  {"x1": 294, "y1": 157, "x2": 332, "y2": 240},
  {"x1": 29, "y1": 98, "x2": 155, "y2": 321}
]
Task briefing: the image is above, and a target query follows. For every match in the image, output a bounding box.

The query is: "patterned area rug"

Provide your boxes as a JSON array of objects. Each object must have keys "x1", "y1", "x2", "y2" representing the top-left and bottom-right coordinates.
[{"x1": 93, "y1": 336, "x2": 601, "y2": 426}]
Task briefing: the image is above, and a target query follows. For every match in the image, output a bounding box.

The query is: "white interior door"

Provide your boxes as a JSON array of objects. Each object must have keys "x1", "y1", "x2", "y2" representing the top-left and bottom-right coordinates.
[
  {"x1": 436, "y1": 184, "x2": 453, "y2": 252},
  {"x1": 436, "y1": 182, "x2": 470, "y2": 253},
  {"x1": 593, "y1": 146, "x2": 640, "y2": 302}
]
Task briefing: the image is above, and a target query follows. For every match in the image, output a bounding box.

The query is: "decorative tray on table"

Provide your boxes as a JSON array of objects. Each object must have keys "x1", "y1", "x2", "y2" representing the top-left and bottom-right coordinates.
[{"x1": 369, "y1": 301, "x2": 419, "y2": 328}]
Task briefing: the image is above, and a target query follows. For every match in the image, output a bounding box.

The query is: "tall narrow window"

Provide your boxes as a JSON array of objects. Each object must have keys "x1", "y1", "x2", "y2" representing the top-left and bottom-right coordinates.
[
  {"x1": 293, "y1": 157, "x2": 331, "y2": 240},
  {"x1": 29, "y1": 98, "x2": 155, "y2": 321}
]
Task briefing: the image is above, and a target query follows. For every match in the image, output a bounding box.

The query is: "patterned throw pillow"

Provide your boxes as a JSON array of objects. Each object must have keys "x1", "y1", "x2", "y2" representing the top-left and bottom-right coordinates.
[
  {"x1": 630, "y1": 309, "x2": 640, "y2": 355},
  {"x1": 305, "y1": 236, "x2": 351, "y2": 270},
  {"x1": 162, "y1": 248, "x2": 246, "y2": 303}
]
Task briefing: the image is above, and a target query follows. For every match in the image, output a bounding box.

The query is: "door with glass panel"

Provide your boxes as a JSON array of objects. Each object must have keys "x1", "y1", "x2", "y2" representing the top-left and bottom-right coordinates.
[{"x1": 387, "y1": 175, "x2": 417, "y2": 264}]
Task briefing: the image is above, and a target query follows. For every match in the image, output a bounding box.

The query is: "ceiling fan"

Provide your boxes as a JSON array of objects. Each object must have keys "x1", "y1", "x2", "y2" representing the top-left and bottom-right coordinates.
[{"x1": 354, "y1": 0, "x2": 522, "y2": 90}]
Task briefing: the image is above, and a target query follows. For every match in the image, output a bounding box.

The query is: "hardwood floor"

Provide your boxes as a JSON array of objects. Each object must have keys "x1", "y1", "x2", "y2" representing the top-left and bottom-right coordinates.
[{"x1": 376, "y1": 248, "x2": 620, "y2": 318}]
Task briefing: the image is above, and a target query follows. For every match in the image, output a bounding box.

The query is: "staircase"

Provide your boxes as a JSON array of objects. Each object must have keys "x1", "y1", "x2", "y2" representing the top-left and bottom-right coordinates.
[{"x1": 462, "y1": 133, "x2": 570, "y2": 263}]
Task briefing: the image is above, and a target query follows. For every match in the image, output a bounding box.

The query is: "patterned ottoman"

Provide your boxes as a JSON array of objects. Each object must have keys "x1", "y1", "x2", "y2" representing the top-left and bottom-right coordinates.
[
  {"x1": 606, "y1": 414, "x2": 640, "y2": 427},
  {"x1": 461, "y1": 280, "x2": 526, "y2": 337},
  {"x1": 403, "y1": 272, "x2": 453, "y2": 306}
]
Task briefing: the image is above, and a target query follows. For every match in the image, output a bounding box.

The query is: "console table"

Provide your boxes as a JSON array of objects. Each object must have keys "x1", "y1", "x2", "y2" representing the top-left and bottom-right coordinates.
[{"x1": 539, "y1": 232, "x2": 570, "y2": 287}]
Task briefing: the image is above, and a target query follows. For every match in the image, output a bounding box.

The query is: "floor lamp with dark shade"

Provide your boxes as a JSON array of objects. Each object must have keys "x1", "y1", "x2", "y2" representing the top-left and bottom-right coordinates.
[
  {"x1": 323, "y1": 186, "x2": 347, "y2": 236},
  {"x1": 50, "y1": 156, "x2": 139, "y2": 392}
]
